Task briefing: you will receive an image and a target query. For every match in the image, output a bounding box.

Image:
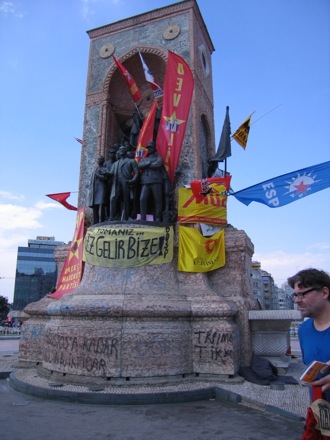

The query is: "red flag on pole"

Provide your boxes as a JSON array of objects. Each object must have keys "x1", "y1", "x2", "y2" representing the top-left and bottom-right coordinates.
[
  {"x1": 46, "y1": 192, "x2": 77, "y2": 211},
  {"x1": 156, "y1": 51, "x2": 194, "y2": 182},
  {"x1": 48, "y1": 207, "x2": 85, "y2": 299},
  {"x1": 135, "y1": 101, "x2": 157, "y2": 163},
  {"x1": 112, "y1": 55, "x2": 142, "y2": 103}
]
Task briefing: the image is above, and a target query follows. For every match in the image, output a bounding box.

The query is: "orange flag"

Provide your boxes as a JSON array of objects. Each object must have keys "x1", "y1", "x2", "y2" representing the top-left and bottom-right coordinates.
[
  {"x1": 156, "y1": 51, "x2": 194, "y2": 182},
  {"x1": 135, "y1": 101, "x2": 157, "y2": 163},
  {"x1": 48, "y1": 207, "x2": 85, "y2": 299},
  {"x1": 112, "y1": 55, "x2": 142, "y2": 103}
]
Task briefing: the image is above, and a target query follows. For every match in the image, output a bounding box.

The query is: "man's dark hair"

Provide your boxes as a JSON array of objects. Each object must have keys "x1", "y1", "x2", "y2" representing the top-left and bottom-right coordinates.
[{"x1": 287, "y1": 268, "x2": 330, "y2": 293}]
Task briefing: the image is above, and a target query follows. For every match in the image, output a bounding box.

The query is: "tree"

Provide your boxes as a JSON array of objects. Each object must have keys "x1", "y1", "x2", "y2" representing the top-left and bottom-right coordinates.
[{"x1": 0, "y1": 295, "x2": 10, "y2": 321}]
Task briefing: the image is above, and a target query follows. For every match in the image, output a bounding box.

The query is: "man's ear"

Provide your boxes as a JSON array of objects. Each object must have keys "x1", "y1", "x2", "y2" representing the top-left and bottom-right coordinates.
[{"x1": 322, "y1": 286, "x2": 330, "y2": 300}]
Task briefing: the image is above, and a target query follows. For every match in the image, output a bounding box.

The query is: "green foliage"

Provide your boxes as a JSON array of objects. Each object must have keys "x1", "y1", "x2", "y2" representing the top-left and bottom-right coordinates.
[{"x1": 0, "y1": 295, "x2": 10, "y2": 320}]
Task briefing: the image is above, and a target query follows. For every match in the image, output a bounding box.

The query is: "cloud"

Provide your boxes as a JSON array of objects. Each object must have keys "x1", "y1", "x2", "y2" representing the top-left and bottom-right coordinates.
[
  {"x1": 0, "y1": 204, "x2": 43, "y2": 230},
  {"x1": 35, "y1": 200, "x2": 63, "y2": 210},
  {"x1": 0, "y1": 1, "x2": 24, "y2": 18},
  {"x1": 80, "y1": 0, "x2": 97, "y2": 19},
  {"x1": 80, "y1": 0, "x2": 120, "y2": 20},
  {"x1": 0, "y1": 195, "x2": 65, "y2": 302},
  {"x1": 254, "y1": 248, "x2": 330, "y2": 287},
  {"x1": 0, "y1": 1, "x2": 15, "y2": 13},
  {"x1": 7, "y1": 59, "x2": 19, "y2": 69},
  {"x1": 0, "y1": 190, "x2": 24, "y2": 201},
  {"x1": 0, "y1": 191, "x2": 63, "y2": 232},
  {"x1": 0, "y1": 230, "x2": 32, "y2": 251},
  {"x1": 307, "y1": 242, "x2": 330, "y2": 251}
]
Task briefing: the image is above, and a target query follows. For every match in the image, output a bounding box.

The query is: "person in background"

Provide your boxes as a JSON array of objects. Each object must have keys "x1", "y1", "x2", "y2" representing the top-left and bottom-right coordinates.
[{"x1": 287, "y1": 268, "x2": 330, "y2": 401}]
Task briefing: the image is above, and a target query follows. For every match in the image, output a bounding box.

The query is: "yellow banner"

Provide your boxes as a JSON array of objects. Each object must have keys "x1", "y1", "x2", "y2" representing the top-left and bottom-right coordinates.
[
  {"x1": 83, "y1": 226, "x2": 173, "y2": 268},
  {"x1": 232, "y1": 115, "x2": 252, "y2": 150},
  {"x1": 178, "y1": 226, "x2": 225, "y2": 272},
  {"x1": 177, "y1": 187, "x2": 228, "y2": 225}
]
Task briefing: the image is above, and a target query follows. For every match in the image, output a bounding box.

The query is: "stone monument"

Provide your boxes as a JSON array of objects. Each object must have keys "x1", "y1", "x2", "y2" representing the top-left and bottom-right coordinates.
[{"x1": 17, "y1": 0, "x2": 268, "y2": 391}]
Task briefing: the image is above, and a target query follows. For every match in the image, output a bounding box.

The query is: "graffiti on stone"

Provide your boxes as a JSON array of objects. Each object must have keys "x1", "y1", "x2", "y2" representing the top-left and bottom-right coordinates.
[
  {"x1": 43, "y1": 332, "x2": 119, "y2": 374},
  {"x1": 194, "y1": 330, "x2": 233, "y2": 362},
  {"x1": 21, "y1": 324, "x2": 44, "y2": 341}
]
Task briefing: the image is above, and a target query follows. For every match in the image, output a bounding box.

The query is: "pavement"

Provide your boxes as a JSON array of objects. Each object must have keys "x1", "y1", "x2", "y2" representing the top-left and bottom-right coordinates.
[{"x1": 0, "y1": 337, "x2": 309, "y2": 440}]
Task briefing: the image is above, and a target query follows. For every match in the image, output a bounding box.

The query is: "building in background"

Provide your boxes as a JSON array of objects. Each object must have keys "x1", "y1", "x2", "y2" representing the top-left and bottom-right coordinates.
[
  {"x1": 251, "y1": 261, "x2": 295, "y2": 310},
  {"x1": 12, "y1": 236, "x2": 64, "y2": 311},
  {"x1": 261, "y1": 270, "x2": 274, "y2": 310},
  {"x1": 251, "y1": 261, "x2": 263, "y2": 308},
  {"x1": 251, "y1": 262, "x2": 276, "y2": 309},
  {"x1": 276, "y1": 282, "x2": 295, "y2": 310}
]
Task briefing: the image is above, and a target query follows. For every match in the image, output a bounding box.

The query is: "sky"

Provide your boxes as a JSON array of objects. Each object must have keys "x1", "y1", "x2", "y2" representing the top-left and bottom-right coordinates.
[{"x1": 0, "y1": 0, "x2": 329, "y2": 303}]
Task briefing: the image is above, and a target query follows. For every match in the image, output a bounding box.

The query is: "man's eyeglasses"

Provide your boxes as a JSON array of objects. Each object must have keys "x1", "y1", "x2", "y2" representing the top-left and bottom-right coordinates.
[{"x1": 293, "y1": 287, "x2": 318, "y2": 299}]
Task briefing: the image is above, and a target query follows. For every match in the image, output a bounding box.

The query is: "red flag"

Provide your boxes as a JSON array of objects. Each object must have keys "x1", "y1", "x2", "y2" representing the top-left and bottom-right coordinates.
[
  {"x1": 139, "y1": 51, "x2": 163, "y2": 99},
  {"x1": 190, "y1": 177, "x2": 231, "y2": 201},
  {"x1": 156, "y1": 51, "x2": 194, "y2": 182},
  {"x1": 112, "y1": 55, "x2": 142, "y2": 103},
  {"x1": 46, "y1": 192, "x2": 77, "y2": 211},
  {"x1": 48, "y1": 207, "x2": 85, "y2": 299},
  {"x1": 135, "y1": 101, "x2": 157, "y2": 163},
  {"x1": 75, "y1": 137, "x2": 83, "y2": 144}
]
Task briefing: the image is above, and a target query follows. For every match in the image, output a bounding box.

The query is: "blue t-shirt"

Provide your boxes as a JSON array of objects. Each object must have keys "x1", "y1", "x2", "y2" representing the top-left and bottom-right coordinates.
[{"x1": 298, "y1": 318, "x2": 330, "y2": 402}]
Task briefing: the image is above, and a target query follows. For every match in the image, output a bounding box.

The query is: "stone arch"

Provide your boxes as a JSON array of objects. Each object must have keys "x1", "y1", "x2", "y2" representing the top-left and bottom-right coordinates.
[{"x1": 101, "y1": 47, "x2": 167, "y2": 157}]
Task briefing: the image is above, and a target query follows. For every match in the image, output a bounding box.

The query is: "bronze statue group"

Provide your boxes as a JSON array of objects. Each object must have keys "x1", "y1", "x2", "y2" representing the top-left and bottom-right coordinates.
[{"x1": 88, "y1": 140, "x2": 172, "y2": 225}]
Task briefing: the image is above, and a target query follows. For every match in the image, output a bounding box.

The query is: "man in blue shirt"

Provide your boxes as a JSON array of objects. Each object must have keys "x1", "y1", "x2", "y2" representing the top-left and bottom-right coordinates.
[{"x1": 288, "y1": 268, "x2": 330, "y2": 402}]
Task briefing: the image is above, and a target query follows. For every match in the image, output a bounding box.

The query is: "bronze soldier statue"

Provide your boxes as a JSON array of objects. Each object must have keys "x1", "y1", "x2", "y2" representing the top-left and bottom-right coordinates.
[
  {"x1": 88, "y1": 156, "x2": 108, "y2": 224},
  {"x1": 138, "y1": 141, "x2": 164, "y2": 222},
  {"x1": 109, "y1": 145, "x2": 139, "y2": 221}
]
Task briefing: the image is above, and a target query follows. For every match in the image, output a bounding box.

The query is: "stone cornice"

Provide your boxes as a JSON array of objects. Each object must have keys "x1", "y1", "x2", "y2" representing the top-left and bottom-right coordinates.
[{"x1": 87, "y1": 0, "x2": 214, "y2": 53}]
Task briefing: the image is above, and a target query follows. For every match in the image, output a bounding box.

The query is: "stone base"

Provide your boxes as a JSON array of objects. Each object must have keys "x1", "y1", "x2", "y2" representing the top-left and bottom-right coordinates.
[
  {"x1": 19, "y1": 224, "x2": 258, "y2": 386},
  {"x1": 40, "y1": 295, "x2": 239, "y2": 382}
]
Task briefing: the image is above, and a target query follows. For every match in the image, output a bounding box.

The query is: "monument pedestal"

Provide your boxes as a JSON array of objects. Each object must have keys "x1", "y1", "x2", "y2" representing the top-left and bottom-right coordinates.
[{"x1": 18, "y1": 224, "x2": 258, "y2": 387}]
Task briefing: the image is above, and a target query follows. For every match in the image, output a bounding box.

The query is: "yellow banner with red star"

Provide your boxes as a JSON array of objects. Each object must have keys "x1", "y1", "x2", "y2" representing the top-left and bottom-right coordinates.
[
  {"x1": 178, "y1": 226, "x2": 225, "y2": 272},
  {"x1": 48, "y1": 207, "x2": 85, "y2": 299},
  {"x1": 156, "y1": 50, "x2": 194, "y2": 182}
]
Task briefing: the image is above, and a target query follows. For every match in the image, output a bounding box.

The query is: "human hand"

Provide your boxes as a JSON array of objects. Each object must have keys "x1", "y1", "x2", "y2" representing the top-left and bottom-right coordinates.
[{"x1": 312, "y1": 361, "x2": 330, "y2": 393}]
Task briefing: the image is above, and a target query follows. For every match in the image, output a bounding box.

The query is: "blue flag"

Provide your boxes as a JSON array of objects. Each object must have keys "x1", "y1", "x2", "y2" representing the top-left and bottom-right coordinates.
[{"x1": 232, "y1": 161, "x2": 330, "y2": 207}]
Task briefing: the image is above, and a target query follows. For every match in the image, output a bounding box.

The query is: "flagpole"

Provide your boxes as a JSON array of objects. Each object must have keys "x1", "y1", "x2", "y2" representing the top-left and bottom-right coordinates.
[{"x1": 134, "y1": 102, "x2": 143, "y2": 121}]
